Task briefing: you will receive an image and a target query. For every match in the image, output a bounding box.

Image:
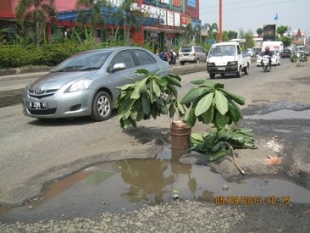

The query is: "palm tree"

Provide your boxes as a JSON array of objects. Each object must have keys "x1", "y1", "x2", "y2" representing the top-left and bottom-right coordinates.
[
  {"x1": 76, "y1": 0, "x2": 110, "y2": 37},
  {"x1": 193, "y1": 24, "x2": 202, "y2": 45},
  {"x1": 15, "y1": 0, "x2": 56, "y2": 47},
  {"x1": 204, "y1": 23, "x2": 218, "y2": 40},
  {"x1": 110, "y1": 0, "x2": 142, "y2": 44},
  {"x1": 180, "y1": 23, "x2": 194, "y2": 45}
]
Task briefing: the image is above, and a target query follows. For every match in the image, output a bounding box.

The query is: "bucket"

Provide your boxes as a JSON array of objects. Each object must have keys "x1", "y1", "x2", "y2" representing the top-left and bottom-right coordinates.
[{"x1": 170, "y1": 122, "x2": 191, "y2": 150}]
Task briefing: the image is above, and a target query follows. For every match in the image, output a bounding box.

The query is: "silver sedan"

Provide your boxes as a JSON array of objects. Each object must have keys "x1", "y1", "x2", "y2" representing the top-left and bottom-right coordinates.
[{"x1": 22, "y1": 46, "x2": 171, "y2": 121}]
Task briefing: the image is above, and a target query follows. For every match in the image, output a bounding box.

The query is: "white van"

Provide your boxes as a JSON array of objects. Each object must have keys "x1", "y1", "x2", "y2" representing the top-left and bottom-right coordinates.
[
  {"x1": 206, "y1": 41, "x2": 251, "y2": 79},
  {"x1": 262, "y1": 41, "x2": 284, "y2": 53}
]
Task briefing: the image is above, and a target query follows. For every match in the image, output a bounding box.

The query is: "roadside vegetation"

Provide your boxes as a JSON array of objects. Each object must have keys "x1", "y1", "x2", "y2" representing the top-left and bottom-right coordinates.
[{"x1": 0, "y1": 0, "x2": 297, "y2": 68}]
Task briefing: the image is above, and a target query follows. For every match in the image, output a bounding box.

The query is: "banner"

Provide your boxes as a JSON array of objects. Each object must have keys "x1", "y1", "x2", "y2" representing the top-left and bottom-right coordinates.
[{"x1": 263, "y1": 24, "x2": 276, "y2": 41}]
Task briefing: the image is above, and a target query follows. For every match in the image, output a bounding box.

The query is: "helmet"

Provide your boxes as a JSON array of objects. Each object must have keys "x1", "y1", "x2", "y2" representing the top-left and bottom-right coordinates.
[{"x1": 265, "y1": 46, "x2": 270, "y2": 52}]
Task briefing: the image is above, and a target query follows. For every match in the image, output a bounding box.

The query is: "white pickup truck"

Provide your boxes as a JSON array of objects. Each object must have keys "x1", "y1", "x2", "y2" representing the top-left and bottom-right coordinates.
[{"x1": 206, "y1": 41, "x2": 251, "y2": 79}]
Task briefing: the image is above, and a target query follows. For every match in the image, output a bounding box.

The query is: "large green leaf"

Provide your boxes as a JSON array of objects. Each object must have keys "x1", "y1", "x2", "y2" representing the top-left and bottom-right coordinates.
[
  {"x1": 117, "y1": 98, "x2": 135, "y2": 115},
  {"x1": 131, "y1": 78, "x2": 148, "y2": 99},
  {"x1": 165, "y1": 75, "x2": 181, "y2": 87},
  {"x1": 180, "y1": 87, "x2": 210, "y2": 105},
  {"x1": 142, "y1": 94, "x2": 150, "y2": 115},
  {"x1": 227, "y1": 101, "x2": 239, "y2": 123},
  {"x1": 190, "y1": 132, "x2": 204, "y2": 142},
  {"x1": 151, "y1": 79, "x2": 161, "y2": 97},
  {"x1": 215, "y1": 111, "x2": 228, "y2": 129},
  {"x1": 168, "y1": 73, "x2": 182, "y2": 82},
  {"x1": 195, "y1": 92, "x2": 214, "y2": 116},
  {"x1": 200, "y1": 104, "x2": 214, "y2": 124},
  {"x1": 219, "y1": 88, "x2": 245, "y2": 105},
  {"x1": 230, "y1": 100, "x2": 243, "y2": 121},
  {"x1": 135, "y1": 69, "x2": 150, "y2": 75},
  {"x1": 214, "y1": 90, "x2": 228, "y2": 115},
  {"x1": 116, "y1": 83, "x2": 135, "y2": 91},
  {"x1": 187, "y1": 108, "x2": 197, "y2": 127},
  {"x1": 155, "y1": 76, "x2": 168, "y2": 87},
  {"x1": 167, "y1": 84, "x2": 178, "y2": 98}
]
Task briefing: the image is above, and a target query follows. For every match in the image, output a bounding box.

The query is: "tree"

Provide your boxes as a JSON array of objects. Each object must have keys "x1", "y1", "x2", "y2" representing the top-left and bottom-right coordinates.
[
  {"x1": 277, "y1": 25, "x2": 288, "y2": 38},
  {"x1": 256, "y1": 28, "x2": 263, "y2": 37},
  {"x1": 110, "y1": 0, "x2": 142, "y2": 44},
  {"x1": 180, "y1": 24, "x2": 194, "y2": 45},
  {"x1": 244, "y1": 31, "x2": 254, "y2": 48},
  {"x1": 282, "y1": 36, "x2": 292, "y2": 48},
  {"x1": 76, "y1": 0, "x2": 110, "y2": 37},
  {"x1": 228, "y1": 30, "x2": 238, "y2": 40},
  {"x1": 222, "y1": 31, "x2": 229, "y2": 42},
  {"x1": 15, "y1": 0, "x2": 56, "y2": 47},
  {"x1": 194, "y1": 24, "x2": 202, "y2": 45}
]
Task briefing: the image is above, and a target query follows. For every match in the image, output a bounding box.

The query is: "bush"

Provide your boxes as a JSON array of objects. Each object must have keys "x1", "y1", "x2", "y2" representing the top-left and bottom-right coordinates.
[{"x1": 0, "y1": 45, "x2": 38, "y2": 68}]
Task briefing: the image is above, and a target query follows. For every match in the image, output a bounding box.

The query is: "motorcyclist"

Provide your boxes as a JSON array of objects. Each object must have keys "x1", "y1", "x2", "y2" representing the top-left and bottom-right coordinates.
[
  {"x1": 159, "y1": 49, "x2": 168, "y2": 62},
  {"x1": 261, "y1": 46, "x2": 272, "y2": 67},
  {"x1": 169, "y1": 49, "x2": 177, "y2": 65}
]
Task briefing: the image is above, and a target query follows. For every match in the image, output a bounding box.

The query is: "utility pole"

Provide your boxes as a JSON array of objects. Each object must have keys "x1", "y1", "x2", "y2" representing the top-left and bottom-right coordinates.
[{"x1": 219, "y1": 0, "x2": 222, "y2": 42}]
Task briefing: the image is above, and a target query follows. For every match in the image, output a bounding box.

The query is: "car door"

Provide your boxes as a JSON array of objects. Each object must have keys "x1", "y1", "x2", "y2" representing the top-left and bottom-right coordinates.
[
  {"x1": 132, "y1": 49, "x2": 162, "y2": 75},
  {"x1": 105, "y1": 50, "x2": 140, "y2": 100}
]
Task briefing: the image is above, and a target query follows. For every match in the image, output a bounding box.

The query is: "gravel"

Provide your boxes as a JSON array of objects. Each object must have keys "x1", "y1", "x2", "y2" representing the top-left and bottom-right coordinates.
[{"x1": 0, "y1": 200, "x2": 245, "y2": 233}]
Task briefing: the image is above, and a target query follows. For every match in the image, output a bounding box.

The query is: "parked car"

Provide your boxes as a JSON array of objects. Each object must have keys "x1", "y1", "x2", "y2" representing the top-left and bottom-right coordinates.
[
  {"x1": 22, "y1": 46, "x2": 171, "y2": 121},
  {"x1": 256, "y1": 50, "x2": 281, "y2": 66},
  {"x1": 281, "y1": 49, "x2": 292, "y2": 58},
  {"x1": 178, "y1": 45, "x2": 207, "y2": 65}
]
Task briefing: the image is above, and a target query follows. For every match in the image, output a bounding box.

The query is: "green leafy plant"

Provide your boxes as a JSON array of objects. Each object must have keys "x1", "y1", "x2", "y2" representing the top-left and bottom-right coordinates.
[
  {"x1": 180, "y1": 79, "x2": 256, "y2": 162},
  {"x1": 190, "y1": 128, "x2": 256, "y2": 162},
  {"x1": 116, "y1": 69, "x2": 186, "y2": 129},
  {"x1": 180, "y1": 79, "x2": 245, "y2": 129}
]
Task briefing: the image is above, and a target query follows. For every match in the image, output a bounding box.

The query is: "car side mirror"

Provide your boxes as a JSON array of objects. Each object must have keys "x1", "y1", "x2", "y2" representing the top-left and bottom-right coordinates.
[{"x1": 111, "y1": 63, "x2": 126, "y2": 72}]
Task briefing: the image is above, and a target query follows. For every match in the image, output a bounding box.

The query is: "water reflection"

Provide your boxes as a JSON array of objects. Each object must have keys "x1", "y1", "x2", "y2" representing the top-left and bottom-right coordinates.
[
  {"x1": 1, "y1": 146, "x2": 310, "y2": 223},
  {"x1": 117, "y1": 159, "x2": 174, "y2": 203}
]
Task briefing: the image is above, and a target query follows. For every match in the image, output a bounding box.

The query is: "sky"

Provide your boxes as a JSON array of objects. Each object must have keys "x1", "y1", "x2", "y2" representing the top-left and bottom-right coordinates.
[{"x1": 199, "y1": 0, "x2": 310, "y2": 36}]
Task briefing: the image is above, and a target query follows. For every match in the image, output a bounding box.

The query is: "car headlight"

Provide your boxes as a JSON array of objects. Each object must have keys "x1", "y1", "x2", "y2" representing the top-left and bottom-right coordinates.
[
  {"x1": 68, "y1": 79, "x2": 93, "y2": 92},
  {"x1": 207, "y1": 62, "x2": 215, "y2": 66},
  {"x1": 227, "y1": 61, "x2": 237, "y2": 66}
]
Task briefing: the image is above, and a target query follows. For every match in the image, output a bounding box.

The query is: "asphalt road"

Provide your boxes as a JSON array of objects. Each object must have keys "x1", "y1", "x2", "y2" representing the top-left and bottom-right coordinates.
[{"x1": 0, "y1": 58, "x2": 310, "y2": 210}]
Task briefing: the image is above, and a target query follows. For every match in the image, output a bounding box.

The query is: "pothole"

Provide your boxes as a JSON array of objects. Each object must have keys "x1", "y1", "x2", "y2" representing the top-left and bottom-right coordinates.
[{"x1": 1, "y1": 146, "x2": 310, "y2": 223}]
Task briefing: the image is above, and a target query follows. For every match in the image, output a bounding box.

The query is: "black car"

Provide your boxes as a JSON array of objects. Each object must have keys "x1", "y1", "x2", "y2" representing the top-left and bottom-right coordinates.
[{"x1": 281, "y1": 49, "x2": 291, "y2": 58}]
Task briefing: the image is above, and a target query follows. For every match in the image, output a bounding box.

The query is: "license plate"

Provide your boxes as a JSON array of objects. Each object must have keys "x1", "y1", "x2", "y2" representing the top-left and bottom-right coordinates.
[
  {"x1": 217, "y1": 67, "x2": 225, "y2": 71},
  {"x1": 30, "y1": 102, "x2": 47, "y2": 109}
]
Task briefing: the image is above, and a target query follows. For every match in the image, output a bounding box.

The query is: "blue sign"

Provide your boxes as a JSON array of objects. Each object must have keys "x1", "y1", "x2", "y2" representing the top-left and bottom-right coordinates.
[{"x1": 188, "y1": 0, "x2": 196, "y2": 7}]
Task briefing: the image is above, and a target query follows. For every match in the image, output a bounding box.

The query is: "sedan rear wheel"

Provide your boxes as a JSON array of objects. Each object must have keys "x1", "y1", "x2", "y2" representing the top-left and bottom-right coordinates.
[{"x1": 91, "y1": 91, "x2": 112, "y2": 121}]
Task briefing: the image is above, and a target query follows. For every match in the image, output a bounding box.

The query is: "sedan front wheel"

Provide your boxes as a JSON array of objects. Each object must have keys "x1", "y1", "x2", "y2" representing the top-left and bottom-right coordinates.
[{"x1": 91, "y1": 91, "x2": 112, "y2": 121}]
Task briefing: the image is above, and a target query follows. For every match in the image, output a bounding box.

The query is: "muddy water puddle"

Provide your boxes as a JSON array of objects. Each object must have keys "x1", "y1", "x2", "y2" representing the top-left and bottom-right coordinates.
[{"x1": 1, "y1": 146, "x2": 310, "y2": 222}]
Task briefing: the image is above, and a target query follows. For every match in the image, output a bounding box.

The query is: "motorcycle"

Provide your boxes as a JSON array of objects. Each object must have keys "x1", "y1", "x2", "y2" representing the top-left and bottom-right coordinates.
[
  {"x1": 262, "y1": 55, "x2": 271, "y2": 72},
  {"x1": 298, "y1": 51, "x2": 308, "y2": 62}
]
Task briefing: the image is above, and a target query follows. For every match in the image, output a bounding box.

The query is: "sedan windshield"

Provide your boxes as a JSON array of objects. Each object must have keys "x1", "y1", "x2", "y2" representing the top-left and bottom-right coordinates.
[{"x1": 52, "y1": 51, "x2": 112, "y2": 72}]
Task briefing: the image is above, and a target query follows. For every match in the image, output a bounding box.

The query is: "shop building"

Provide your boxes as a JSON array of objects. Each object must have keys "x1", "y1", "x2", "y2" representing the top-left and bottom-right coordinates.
[{"x1": 0, "y1": 0, "x2": 200, "y2": 51}]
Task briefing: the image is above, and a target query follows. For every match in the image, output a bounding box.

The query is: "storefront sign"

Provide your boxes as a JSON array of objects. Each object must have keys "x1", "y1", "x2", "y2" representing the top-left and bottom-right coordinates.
[
  {"x1": 188, "y1": 0, "x2": 196, "y2": 7},
  {"x1": 160, "y1": 0, "x2": 169, "y2": 4},
  {"x1": 174, "y1": 13, "x2": 180, "y2": 27},
  {"x1": 181, "y1": 15, "x2": 187, "y2": 27}
]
